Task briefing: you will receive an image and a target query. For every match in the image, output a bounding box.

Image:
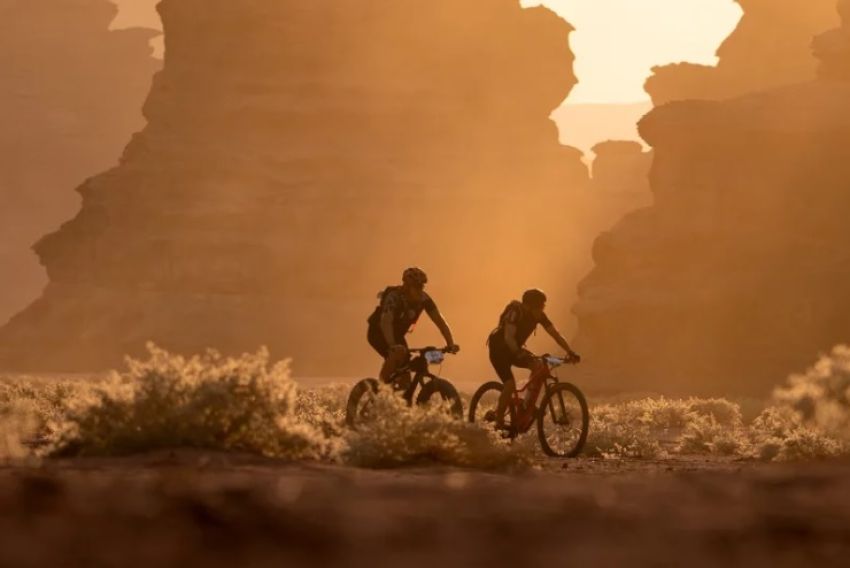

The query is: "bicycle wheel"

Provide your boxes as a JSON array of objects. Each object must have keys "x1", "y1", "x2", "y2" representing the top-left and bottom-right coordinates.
[
  {"x1": 468, "y1": 381, "x2": 518, "y2": 437},
  {"x1": 536, "y1": 382, "x2": 589, "y2": 458},
  {"x1": 468, "y1": 382, "x2": 502, "y2": 423},
  {"x1": 416, "y1": 378, "x2": 464, "y2": 419},
  {"x1": 345, "y1": 378, "x2": 380, "y2": 429}
]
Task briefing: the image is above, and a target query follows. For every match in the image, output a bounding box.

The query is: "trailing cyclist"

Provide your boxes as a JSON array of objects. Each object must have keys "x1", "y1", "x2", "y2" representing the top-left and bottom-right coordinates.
[
  {"x1": 367, "y1": 267, "x2": 460, "y2": 386},
  {"x1": 488, "y1": 288, "x2": 580, "y2": 430}
]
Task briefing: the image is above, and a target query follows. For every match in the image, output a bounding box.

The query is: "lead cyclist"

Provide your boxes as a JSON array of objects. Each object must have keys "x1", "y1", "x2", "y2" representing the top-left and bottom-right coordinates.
[{"x1": 487, "y1": 288, "x2": 580, "y2": 430}]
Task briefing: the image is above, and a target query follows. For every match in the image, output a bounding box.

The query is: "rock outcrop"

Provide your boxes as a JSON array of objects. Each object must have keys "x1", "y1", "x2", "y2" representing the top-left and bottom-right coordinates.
[
  {"x1": 0, "y1": 0, "x2": 159, "y2": 325},
  {"x1": 574, "y1": 1, "x2": 850, "y2": 396},
  {"x1": 815, "y1": 0, "x2": 850, "y2": 80},
  {"x1": 646, "y1": 0, "x2": 840, "y2": 105},
  {"x1": 584, "y1": 141, "x2": 652, "y2": 237},
  {"x1": 590, "y1": 142, "x2": 652, "y2": 205},
  {"x1": 0, "y1": 0, "x2": 591, "y2": 374}
]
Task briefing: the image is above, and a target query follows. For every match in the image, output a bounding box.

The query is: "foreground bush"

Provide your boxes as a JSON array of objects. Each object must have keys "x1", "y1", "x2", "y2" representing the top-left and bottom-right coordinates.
[
  {"x1": 2, "y1": 344, "x2": 850, "y2": 465},
  {"x1": 342, "y1": 388, "x2": 533, "y2": 469},
  {"x1": 49, "y1": 344, "x2": 327, "y2": 459}
]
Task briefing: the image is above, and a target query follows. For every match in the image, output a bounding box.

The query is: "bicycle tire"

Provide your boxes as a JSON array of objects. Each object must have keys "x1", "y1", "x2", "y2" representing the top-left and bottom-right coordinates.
[
  {"x1": 536, "y1": 382, "x2": 589, "y2": 458},
  {"x1": 416, "y1": 378, "x2": 464, "y2": 419},
  {"x1": 468, "y1": 381, "x2": 503, "y2": 423},
  {"x1": 468, "y1": 381, "x2": 519, "y2": 438},
  {"x1": 345, "y1": 378, "x2": 380, "y2": 429}
]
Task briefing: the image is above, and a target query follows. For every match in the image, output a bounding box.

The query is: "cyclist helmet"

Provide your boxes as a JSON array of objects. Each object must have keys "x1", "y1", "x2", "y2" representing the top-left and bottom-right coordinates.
[
  {"x1": 402, "y1": 267, "x2": 428, "y2": 287},
  {"x1": 522, "y1": 288, "x2": 547, "y2": 307}
]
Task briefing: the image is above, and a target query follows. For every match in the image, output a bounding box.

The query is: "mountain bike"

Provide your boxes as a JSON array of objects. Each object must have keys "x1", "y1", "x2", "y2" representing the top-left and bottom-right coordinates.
[
  {"x1": 468, "y1": 355, "x2": 589, "y2": 457},
  {"x1": 345, "y1": 347, "x2": 463, "y2": 429}
]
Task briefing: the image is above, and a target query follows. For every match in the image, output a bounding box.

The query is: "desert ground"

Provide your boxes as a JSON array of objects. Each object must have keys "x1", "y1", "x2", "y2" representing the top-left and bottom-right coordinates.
[{"x1": 2, "y1": 453, "x2": 848, "y2": 567}]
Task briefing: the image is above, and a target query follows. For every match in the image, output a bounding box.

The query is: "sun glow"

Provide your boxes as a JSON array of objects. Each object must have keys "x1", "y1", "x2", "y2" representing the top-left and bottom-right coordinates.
[{"x1": 523, "y1": 0, "x2": 743, "y2": 104}]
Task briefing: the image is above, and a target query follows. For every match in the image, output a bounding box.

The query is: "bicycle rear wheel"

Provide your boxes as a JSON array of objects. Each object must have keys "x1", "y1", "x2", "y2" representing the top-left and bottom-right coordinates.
[
  {"x1": 345, "y1": 378, "x2": 380, "y2": 429},
  {"x1": 468, "y1": 381, "x2": 518, "y2": 438},
  {"x1": 536, "y1": 382, "x2": 589, "y2": 458},
  {"x1": 468, "y1": 382, "x2": 502, "y2": 423},
  {"x1": 416, "y1": 378, "x2": 463, "y2": 419}
]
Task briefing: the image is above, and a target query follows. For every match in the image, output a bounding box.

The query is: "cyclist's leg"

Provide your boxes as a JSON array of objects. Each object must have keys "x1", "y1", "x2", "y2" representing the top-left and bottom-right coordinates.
[
  {"x1": 369, "y1": 327, "x2": 409, "y2": 384},
  {"x1": 490, "y1": 345, "x2": 516, "y2": 429},
  {"x1": 367, "y1": 325, "x2": 390, "y2": 358},
  {"x1": 385, "y1": 344, "x2": 412, "y2": 389},
  {"x1": 497, "y1": 349, "x2": 544, "y2": 426},
  {"x1": 368, "y1": 326, "x2": 395, "y2": 383},
  {"x1": 381, "y1": 346, "x2": 404, "y2": 383}
]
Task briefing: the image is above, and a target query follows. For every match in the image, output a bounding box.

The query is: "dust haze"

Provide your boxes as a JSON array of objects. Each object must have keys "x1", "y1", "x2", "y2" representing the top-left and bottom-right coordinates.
[{"x1": 2, "y1": 1, "x2": 850, "y2": 565}]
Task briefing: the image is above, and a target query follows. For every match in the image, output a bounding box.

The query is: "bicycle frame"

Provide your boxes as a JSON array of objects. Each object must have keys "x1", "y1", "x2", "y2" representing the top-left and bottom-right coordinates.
[
  {"x1": 388, "y1": 347, "x2": 445, "y2": 403},
  {"x1": 509, "y1": 359, "x2": 561, "y2": 433}
]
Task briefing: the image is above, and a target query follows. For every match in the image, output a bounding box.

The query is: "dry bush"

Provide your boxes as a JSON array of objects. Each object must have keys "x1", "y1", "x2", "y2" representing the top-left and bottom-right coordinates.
[
  {"x1": 342, "y1": 387, "x2": 533, "y2": 469},
  {"x1": 2, "y1": 345, "x2": 849, "y2": 466},
  {"x1": 48, "y1": 344, "x2": 327, "y2": 459}
]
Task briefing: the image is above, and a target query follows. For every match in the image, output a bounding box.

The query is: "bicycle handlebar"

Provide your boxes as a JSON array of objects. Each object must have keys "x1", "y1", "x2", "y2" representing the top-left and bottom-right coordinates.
[
  {"x1": 542, "y1": 353, "x2": 581, "y2": 367},
  {"x1": 408, "y1": 346, "x2": 459, "y2": 355}
]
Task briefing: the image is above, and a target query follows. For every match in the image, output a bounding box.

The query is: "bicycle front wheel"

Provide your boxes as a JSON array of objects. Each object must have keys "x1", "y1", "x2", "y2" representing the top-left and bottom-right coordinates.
[
  {"x1": 416, "y1": 378, "x2": 463, "y2": 419},
  {"x1": 536, "y1": 382, "x2": 589, "y2": 458},
  {"x1": 345, "y1": 378, "x2": 380, "y2": 429}
]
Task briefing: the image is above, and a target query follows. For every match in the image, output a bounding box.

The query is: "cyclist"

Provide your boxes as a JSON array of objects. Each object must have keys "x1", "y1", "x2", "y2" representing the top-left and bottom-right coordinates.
[
  {"x1": 367, "y1": 267, "x2": 459, "y2": 385},
  {"x1": 488, "y1": 288, "x2": 580, "y2": 430}
]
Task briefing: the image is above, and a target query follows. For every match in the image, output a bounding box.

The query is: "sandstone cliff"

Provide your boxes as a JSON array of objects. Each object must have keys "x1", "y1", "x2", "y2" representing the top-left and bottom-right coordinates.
[
  {"x1": 585, "y1": 141, "x2": 652, "y2": 236},
  {"x1": 0, "y1": 0, "x2": 159, "y2": 325},
  {"x1": 0, "y1": 0, "x2": 590, "y2": 374},
  {"x1": 574, "y1": 1, "x2": 850, "y2": 395}
]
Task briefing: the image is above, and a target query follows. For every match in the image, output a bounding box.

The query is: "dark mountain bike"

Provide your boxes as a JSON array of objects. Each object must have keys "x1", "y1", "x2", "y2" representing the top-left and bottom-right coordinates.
[
  {"x1": 468, "y1": 355, "x2": 589, "y2": 457},
  {"x1": 345, "y1": 347, "x2": 463, "y2": 429}
]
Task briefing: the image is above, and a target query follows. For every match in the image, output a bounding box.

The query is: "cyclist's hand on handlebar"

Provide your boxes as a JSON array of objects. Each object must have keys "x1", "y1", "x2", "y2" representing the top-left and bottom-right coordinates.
[
  {"x1": 445, "y1": 344, "x2": 460, "y2": 355},
  {"x1": 566, "y1": 351, "x2": 581, "y2": 364}
]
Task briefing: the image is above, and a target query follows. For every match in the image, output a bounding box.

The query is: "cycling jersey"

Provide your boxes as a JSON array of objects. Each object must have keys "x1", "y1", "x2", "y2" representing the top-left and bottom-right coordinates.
[
  {"x1": 488, "y1": 300, "x2": 552, "y2": 349},
  {"x1": 367, "y1": 286, "x2": 437, "y2": 346},
  {"x1": 487, "y1": 301, "x2": 551, "y2": 383}
]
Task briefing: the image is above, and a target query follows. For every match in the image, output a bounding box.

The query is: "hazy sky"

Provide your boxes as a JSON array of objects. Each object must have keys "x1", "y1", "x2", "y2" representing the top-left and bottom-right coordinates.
[
  {"x1": 113, "y1": 0, "x2": 742, "y2": 104},
  {"x1": 524, "y1": 0, "x2": 743, "y2": 103}
]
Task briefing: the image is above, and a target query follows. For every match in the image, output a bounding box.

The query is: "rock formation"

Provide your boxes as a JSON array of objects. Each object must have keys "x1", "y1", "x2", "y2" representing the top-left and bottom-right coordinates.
[
  {"x1": 590, "y1": 142, "x2": 652, "y2": 204},
  {"x1": 0, "y1": 0, "x2": 159, "y2": 325},
  {"x1": 0, "y1": 0, "x2": 591, "y2": 374},
  {"x1": 646, "y1": 0, "x2": 840, "y2": 105},
  {"x1": 584, "y1": 141, "x2": 652, "y2": 237},
  {"x1": 814, "y1": 0, "x2": 850, "y2": 80},
  {"x1": 574, "y1": 0, "x2": 850, "y2": 396}
]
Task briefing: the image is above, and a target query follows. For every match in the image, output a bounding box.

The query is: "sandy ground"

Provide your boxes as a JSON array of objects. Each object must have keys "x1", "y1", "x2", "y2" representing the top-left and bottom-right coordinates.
[{"x1": 1, "y1": 454, "x2": 848, "y2": 567}]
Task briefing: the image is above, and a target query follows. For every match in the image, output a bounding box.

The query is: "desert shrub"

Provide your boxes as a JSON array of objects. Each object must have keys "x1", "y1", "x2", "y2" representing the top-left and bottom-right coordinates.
[
  {"x1": 772, "y1": 345, "x2": 850, "y2": 440},
  {"x1": 49, "y1": 344, "x2": 327, "y2": 459},
  {"x1": 343, "y1": 387, "x2": 532, "y2": 469}
]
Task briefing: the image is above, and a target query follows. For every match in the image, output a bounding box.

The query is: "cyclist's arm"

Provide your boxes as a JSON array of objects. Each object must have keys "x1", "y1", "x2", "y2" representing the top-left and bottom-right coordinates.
[
  {"x1": 503, "y1": 323, "x2": 521, "y2": 354},
  {"x1": 425, "y1": 305, "x2": 456, "y2": 347},
  {"x1": 543, "y1": 323, "x2": 576, "y2": 356},
  {"x1": 380, "y1": 311, "x2": 399, "y2": 346}
]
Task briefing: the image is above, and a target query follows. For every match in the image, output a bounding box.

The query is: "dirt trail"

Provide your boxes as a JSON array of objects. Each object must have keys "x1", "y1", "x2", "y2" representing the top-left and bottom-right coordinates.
[{"x1": 1, "y1": 454, "x2": 848, "y2": 567}]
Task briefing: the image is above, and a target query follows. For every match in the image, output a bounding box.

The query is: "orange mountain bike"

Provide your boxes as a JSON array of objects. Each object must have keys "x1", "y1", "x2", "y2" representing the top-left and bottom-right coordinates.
[{"x1": 468, "y1": 355, "x2": 589, "y2": 457}]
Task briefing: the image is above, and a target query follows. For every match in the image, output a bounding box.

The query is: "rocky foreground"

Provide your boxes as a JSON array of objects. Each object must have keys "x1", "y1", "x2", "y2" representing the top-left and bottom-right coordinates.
[{"x1": 1, "y1": 454, "x2": 848, "y2": 567}]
